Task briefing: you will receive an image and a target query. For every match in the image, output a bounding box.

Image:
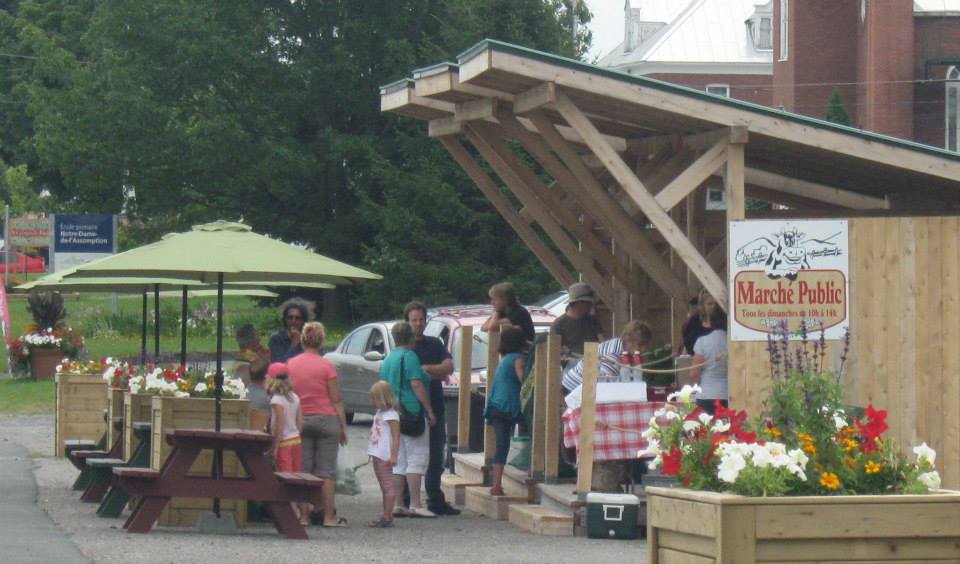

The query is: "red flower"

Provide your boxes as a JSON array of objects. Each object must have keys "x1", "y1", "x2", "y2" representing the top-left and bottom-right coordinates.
[
  {"x1": 714, "y1": 403, "x2": 756, "y2": 442},
  {"x1": 855, "y1": 404, "x2": 888, "y2": 453},
  {"x1": 662, "y1": 447, "x2": 683, "y2": 475}
]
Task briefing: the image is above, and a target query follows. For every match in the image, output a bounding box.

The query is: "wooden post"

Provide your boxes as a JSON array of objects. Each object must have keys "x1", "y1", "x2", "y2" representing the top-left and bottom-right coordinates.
[
  {"x1": 530, "y1": 339, "x2": 548, "y2": 479},
  {"x1": 483, "y1": 328, "x2": 501, "y2": 471},
  {"x1": 725, "y1": 127, "x2": 748, "y2": 222},
  {"x1": 575, "y1": 342, "x2": 599, "y2": 494},
  {"x1": 457, "y1": 325, "x2": 474, "y2": 453},
  {"x1": 544, "y1": 334, "x2": 562, "y2": 483}
]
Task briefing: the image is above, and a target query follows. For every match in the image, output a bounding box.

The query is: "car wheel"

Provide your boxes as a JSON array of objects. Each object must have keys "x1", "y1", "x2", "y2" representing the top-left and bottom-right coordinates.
[{"x1": 345, "y1": 412, "x2": 355, "y2": 425}]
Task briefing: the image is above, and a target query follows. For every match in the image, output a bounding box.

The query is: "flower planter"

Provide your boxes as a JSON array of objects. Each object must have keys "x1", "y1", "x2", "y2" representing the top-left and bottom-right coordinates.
[
  {"x1": 646, "y1": 486, "x2": 960, "y2": 563},
  {"x1": 54, "y1": 373, "x2": 107, "y2": 457},
  {"x1": 123, "y1": 392, "x2": 154, "y2": 462},
  {"x1": 150, "y1": 396, "x2": 250, "y2": 528},
  {"x1": 31, "y1": 348, "x2": 65, "y2": 380}
]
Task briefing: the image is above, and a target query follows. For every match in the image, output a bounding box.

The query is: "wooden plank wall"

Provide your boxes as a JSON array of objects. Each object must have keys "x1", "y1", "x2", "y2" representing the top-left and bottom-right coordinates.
[{"x1": 729, "y1": 217, "x2": 960, "y2": 489}]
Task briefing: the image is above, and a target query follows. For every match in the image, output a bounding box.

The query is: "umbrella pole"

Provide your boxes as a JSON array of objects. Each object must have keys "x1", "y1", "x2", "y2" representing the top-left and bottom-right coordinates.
[
  {"x1": 180, "y1": 287, "x2": 188, "y2": 368},
  {"x1": 153, "y1": 284, "x2": 160, "y2": 362},
  {"x1": 213, "y1": 273, "x2": 224, "y2": 517},
  {"x1": 140, "y1": 291, "x2": 147, "y2": 366}
]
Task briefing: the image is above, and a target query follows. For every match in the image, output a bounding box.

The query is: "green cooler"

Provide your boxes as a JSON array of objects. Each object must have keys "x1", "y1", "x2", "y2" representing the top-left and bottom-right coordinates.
[{"x1": 585, "y1": 492, "x2": 640, "y2": 540}]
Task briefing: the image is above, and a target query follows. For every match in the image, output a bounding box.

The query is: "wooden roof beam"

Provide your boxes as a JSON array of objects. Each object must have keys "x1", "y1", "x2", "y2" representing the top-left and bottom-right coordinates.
[
  {"x1": 380, "y1": 81, "x2": 455, "y2": 120},
  {"x1": 438, "y1": 136, "x2": 574, "y2": 287},
  {"x1": 744, "y1": 168, "x2": 889, "y2": 210},
  {"x1": 551, "y1": 87, "x2": 729, "y2": 309}
]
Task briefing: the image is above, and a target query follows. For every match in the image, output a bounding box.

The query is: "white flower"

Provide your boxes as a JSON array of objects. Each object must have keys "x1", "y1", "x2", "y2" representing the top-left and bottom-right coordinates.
[
  {"x1": 697, "y1": 412, "x2": 714, "y2": 427},
  {"x1": 711, "y1": 420, "x2": 731, "y2": 433},
  {"x1": 832, "y1": 409, "x2": 847, "y2": 431},
  {"x1": 913, "y1": 443, "x2": 937, "y2": 467},
  {"x1": 662, "y1": 410, "x2": 680, "y2": 421},
  {"x1": 102, "y1": 366, "x2": 117, "y2": 382},
  {"x1": 646, "y1": 455, "x2": 662, "y2": 471},
  {"x1": 918, "y1": 470, "x2": 941, "y2": 491},
  {"x1": 667, "y1": 384, "x2": 702, "y2": 404},
  {"x1": 638, "y1": 438, "x2": 661, "y2": 459},
  {"x1": 174, "y1": 391, "x2": 190, "y2": 398},
  {"x1": 194, "y1": 382, "x2": 208, "y2": 393},
  {"x1": 682, "y1": 420, "x2": 701, "y2": 433},
  {"x1": 717, "y1": 451, "x2": 746, "y2": 483},
  {"x1": 641, "y1": 426, "x2": 659, "y2": 441},
  {"x1": 751, "y1": 443, "x2": 773, "y2": 468}
]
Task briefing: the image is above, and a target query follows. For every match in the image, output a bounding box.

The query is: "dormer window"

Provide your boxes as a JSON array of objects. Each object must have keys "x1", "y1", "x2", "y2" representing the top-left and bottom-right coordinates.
[{"x1": 748, "y1": 1, "x2": 774, "y2": 51}]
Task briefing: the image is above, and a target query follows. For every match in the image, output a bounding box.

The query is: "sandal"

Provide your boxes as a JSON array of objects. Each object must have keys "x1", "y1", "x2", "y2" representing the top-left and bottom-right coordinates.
[
  {"x1": 392, "y1": 506, "x2": 411, "y2": 518},
  {"x1": 367, "y1": 517, "x2": 394, "y2": 528},
  {"x1": 322, "y1": 516, "x2": 348, "y2": 528}
]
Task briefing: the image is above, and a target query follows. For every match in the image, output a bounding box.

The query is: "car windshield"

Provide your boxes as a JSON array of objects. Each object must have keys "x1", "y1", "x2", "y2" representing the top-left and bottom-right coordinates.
[{"x1": 451, "y1": 328, "x2": 489, "y2": 370}]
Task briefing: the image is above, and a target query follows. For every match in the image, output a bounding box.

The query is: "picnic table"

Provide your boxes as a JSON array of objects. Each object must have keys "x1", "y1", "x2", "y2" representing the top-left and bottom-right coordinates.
[
  {"x1": 113, "y1": 428, "x2": 324, "y2": 539},
  {"x1": 562, "y1": 401, "x2": 666, "y2": 462},
  {"x1": 93, "y1": 421, "x2": 153, "y2": 517}
]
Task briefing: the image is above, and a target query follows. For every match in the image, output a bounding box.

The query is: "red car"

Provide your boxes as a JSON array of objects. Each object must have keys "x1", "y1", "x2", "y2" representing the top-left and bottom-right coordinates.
[{"x1": 0, "y1": 250, "x2": 45, "y2": 274}]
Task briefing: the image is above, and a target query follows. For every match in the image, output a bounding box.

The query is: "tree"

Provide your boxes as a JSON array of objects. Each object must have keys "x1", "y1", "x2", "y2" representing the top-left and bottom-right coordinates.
[
  {"x1": 0, "y1": 0, "x2": 593, "y2": 320},
  {"x1": 825, "y1": 88, "x2": 851, "y2": 126}
]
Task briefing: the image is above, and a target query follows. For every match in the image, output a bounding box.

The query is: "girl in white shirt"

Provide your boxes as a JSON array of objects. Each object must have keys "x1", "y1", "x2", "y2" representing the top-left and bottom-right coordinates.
[
  {"x1": 266, "y1": 364, "x2": 305, "y2": 522},
  {"x1": 367, "y1": 381, "x2": 400, "y2": 528}
]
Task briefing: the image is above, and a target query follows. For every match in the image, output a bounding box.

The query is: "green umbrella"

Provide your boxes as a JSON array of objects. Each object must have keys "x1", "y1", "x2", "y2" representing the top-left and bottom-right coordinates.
[{"x1": 65, "y1": 220, "x2": 380, "y2": 517}]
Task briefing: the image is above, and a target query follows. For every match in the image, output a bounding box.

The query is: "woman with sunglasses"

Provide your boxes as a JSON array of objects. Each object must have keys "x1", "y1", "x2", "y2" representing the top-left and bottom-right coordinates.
[{"x1": 269, "y1": 297, "x2": 314, "y2": 362}]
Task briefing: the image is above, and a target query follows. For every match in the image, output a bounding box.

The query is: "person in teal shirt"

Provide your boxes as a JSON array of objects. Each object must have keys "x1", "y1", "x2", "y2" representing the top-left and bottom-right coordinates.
[
  {"x1": 379, "y1": 321, "x2": 437, "y2": 517},
  {"x1": 484, "y1": 327, "x2": 527, "y2": 496}
]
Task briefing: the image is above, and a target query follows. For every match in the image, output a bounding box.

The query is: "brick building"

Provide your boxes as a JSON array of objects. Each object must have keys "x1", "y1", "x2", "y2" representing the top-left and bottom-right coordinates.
[{"x1": 599, "y1": 0, "x2": 960, "y2": 151}]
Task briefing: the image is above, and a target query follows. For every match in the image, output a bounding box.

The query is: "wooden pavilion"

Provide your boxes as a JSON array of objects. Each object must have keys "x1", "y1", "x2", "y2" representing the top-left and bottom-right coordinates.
[{"x1": 381, "y1": 40, "x2": 960, "y2": 488}]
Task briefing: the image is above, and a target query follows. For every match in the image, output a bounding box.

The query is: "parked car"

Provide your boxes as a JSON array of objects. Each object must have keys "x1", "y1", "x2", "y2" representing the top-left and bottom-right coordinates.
[
  {"x1": 533, "y1": 290, "x2": 568, "y2": 318},
  {"x1": 325, "y1": 305, "x2": 555, "y2": 421},
  {"x1": 0, "y1": 250, "x2": 45, "y2": 274}
]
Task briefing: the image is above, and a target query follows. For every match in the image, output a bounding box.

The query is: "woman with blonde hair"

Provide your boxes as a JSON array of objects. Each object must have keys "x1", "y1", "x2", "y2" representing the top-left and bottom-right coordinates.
[{"x1": 287, "y1": 321, "x2": 349, "y2": 527}]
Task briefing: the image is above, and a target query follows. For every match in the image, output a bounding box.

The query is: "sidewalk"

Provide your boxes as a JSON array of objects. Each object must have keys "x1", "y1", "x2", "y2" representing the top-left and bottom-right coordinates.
[{"x1": 0, "y1": 439, "x2": 88, "y2": 563}]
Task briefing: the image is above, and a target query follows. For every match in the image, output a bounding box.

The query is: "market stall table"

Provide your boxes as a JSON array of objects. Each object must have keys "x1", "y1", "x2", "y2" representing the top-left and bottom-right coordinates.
[
  {"x1": 562, "y1": 401, "x2": 666, "y2": 462},
  {"x1": 113, "y1": 428, "x2": 323, "y2": 539}
]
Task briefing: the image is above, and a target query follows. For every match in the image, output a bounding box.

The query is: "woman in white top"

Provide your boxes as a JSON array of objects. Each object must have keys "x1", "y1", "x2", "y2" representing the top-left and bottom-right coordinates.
[{"x1": 690, "y1": 305, "x2": 728, "y2": 415}]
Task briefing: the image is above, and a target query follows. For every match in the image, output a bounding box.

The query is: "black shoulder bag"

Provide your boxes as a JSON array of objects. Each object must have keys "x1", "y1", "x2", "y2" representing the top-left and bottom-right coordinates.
[{"x1": 397, "y1": 353, "x2": 426, "y2": 437}]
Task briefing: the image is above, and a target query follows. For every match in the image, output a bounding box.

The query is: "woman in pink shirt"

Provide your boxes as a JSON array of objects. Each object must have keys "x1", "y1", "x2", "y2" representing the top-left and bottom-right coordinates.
[{"x1": 287, "y1": 322, "x2": 348, "y2": 527}]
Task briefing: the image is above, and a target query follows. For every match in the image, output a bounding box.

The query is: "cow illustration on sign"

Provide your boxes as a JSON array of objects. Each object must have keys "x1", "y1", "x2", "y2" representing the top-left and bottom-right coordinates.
[{"x1": 734, "y1": 226, "x2": 842, "y2": 281}]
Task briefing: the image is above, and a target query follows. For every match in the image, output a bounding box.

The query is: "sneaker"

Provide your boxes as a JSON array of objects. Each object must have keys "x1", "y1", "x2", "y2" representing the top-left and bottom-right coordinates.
[
  {"x1": 409, "y1": 506, "x2": 437, "y2": 518},
  {"x1": 367, "y1": 517, "x2": 394, "y2": 528},
  {"x1": 392, "y1": 506, "x2": 411, "y2": 518},
  {"x1": 429, "y1": 503, "x2": 461, "y2": 516}
]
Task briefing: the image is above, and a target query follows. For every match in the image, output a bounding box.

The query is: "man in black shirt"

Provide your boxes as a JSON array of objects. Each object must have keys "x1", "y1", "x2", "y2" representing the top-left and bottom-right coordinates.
[
  {"x1": 481, "y1": 281, "x2": 536, "y2": 342},
  {"x1": 404, "y1": 301, "x2": 459, "y2": 516}
]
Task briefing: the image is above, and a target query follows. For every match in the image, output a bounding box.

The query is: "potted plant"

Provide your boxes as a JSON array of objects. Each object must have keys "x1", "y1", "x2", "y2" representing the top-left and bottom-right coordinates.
[
  {"x1": 11, "y1": 291, "x2": 86, "y2": 379},
  {"x1": 641, "y1": 325, "x2": 957, "y2": 563}
]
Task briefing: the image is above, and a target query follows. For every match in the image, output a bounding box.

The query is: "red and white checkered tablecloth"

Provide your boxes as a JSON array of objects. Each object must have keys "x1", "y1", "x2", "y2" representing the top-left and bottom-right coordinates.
[{"x1": 562, "y1": 401, "x2": 666, "y2": 462}]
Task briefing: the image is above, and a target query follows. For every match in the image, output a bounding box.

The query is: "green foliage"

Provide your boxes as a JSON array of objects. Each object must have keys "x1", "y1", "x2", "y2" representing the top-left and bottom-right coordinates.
[
  {"x1": 26, "y1": 290, "x2": 66, "y2": 328},
  {"x1": 0, "y1": 378, "x2": 53, "y2": 414},
  {"x1": 825, "y1": 87, "x2": 851, "y2": 126},
  {"x1": 0, "y1": 0, "x2": 589, "y2": 320}
]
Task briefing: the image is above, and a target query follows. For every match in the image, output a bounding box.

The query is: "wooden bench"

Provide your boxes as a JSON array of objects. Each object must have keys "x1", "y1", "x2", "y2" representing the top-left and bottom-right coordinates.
[
  {"x1": 114, "y1": 428, "x2": 324, "y2": 539},
  {"x1": 96, "y1": 421, "x2": 153, "y2": 518},
  {"x1": 69, "y1": 425, "x2": 124, "y2": 496}
]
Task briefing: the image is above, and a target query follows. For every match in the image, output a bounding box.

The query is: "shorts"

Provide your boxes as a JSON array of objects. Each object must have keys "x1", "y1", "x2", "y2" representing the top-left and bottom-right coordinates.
[
  {"x1": 372, "y1": 457, "x2": 400, "y2": 496},
  {"x1": 275, "y1": 437, "x2": 303, "y2": 472},
  {"x1": 301, "y1": 414, "x2": 340, "y2": 479},
  {"x1": 393, "y1": 429, "x2": 430, "y2": 475}
]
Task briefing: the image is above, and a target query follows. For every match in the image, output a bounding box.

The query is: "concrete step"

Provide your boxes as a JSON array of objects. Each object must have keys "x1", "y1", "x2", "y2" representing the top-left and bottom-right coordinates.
[
  {"x1": 464, "y1": 486, "x2": 528, "y2": 521},
  {"x1": 440, "y1": 473, "x2": 481, "y2": 506},
  {"x1": 508, "y1": 504, "x2": 574, "y2": 536}
]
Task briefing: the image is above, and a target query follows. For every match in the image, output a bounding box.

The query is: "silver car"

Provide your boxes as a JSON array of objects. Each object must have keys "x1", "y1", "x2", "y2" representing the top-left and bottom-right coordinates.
[{"x1": 324, "y1": 320, "x2": 397, "y2": 422}]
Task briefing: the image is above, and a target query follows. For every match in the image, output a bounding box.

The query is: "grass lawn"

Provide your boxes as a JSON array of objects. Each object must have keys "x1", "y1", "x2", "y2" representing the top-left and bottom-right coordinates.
[
  {"x1": 0, "y1": 292, "x2": 352, "y2": 415},
  {"x1": 0, "y1": 378, "x2": 54, "y2": 414}
]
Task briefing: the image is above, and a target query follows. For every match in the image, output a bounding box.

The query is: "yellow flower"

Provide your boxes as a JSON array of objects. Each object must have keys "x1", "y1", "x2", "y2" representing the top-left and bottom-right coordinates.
[
  {"x1": 802, "y1": 442, "x2": 817, "y2": 456},
  {"x1": 843, "y1": 456, "x2": 856, "y2": 469},
  {"x1": 840, "y1": 438, "x2": 859, "y2": 452},
  {"x1": 798, "y1": 433, "x2": 815, "y2": 443},
  {"x1": 864, "y1": 461, "x2": 883, "y2": 475},
  {"x1": 819, "y1": 472, "x2": 841, "y2": 490}
]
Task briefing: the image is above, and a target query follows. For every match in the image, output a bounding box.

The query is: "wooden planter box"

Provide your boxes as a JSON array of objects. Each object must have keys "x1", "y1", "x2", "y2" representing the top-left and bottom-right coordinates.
[
  {"x1": 123, "y1": 392, "x2": 154, "y2": 462},
  {"x1": 54, "y1": 373, "x2": 107, "y2": 457},
  {"x1": 33, "y1": 348, "x2": 66, "y2": 380},
  {"x1": 150, "y1": 396, "x2": 250, "y2": 528},
  {"x1": 106, "y1": 387, "x2": 125, "y2": 451},
  {"x1": 647, "y1": 486, "x2": 960, "y2": 564}
]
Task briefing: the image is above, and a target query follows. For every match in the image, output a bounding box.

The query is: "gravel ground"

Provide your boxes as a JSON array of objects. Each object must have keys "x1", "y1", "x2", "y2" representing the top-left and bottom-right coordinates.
[{"x1": 0, "y1": 414, "x2": 648, "y2": 563}]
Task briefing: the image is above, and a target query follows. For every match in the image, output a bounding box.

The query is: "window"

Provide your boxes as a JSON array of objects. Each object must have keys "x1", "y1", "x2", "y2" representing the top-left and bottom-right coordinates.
[
  {"x1": 747, "y1": 4, "x2": 773, "y2": 52},
  {"x1": 344, "y1": 327, "x2": 371, "y2": 356},
  {"x1": 947, "y1": 66, "x2": 960, "y2": 152},
  {"x1": 779, "y1": 0, "x2": 789, "y2": 61},
  {"x1": 424, "y1": 320, "x2": 451, "y2": 347},
  {"x1": 365, "y1": 329, "x2": 386, "y2": 355},
  {"x1": 706, "y1": 84, "x2": 730, "y2": 97}
]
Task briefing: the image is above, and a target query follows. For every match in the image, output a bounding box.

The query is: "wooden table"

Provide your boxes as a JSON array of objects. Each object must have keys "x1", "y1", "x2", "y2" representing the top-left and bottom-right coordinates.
[
  {"x1": 94, "y1": 421, "x2": 153, "y2": 518},
  {"x1": 113, "y1": 428, "x2": 324, "y2": 539}
]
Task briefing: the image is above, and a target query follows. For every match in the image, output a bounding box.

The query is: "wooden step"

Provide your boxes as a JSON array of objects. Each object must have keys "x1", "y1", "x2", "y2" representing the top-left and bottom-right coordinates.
[
  {"x1": 441, "y1": 473, "x2": 481, "y2": 506},
  {"x1": 464, "y1": 486, "x2": 527, "y2": 521},
  {"x1": 453, "y1": 452, "x2": 485, "y2": 484},
  {"x1": 536, "y1": 482, "x2": 582, "y2": 517},
  {"x1": 508, "y1": 504, "x2": 573, "y2": 536}
]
